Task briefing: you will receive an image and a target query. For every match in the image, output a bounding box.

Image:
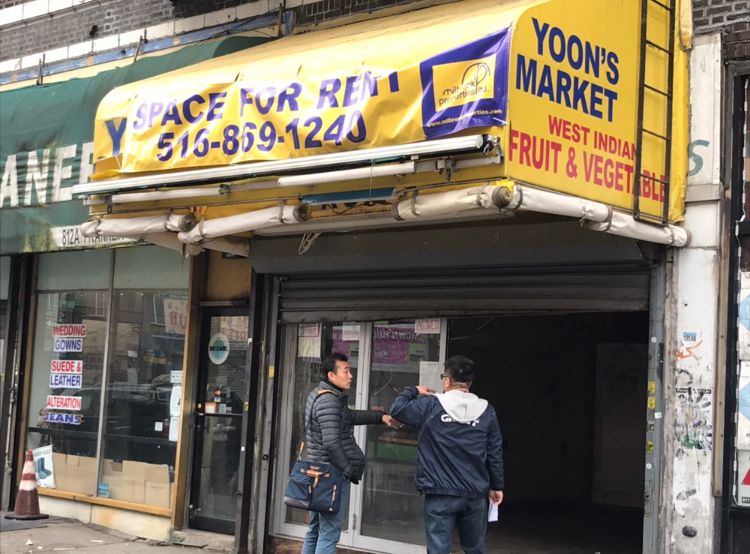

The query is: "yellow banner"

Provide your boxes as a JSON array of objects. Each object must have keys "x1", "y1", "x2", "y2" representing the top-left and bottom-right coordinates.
[{"x1": 93, "y1": 0, "x2": 686, "y2": 222}]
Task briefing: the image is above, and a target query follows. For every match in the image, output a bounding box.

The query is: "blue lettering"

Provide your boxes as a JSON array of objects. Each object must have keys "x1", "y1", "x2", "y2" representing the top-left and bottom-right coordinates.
[
  {"x1": 147, "y1": 102, "x2": 164, "y2": 128},
  {"x1": 343, "y1": 73, "x2": 379, "y2": 108},
  {"x1": 537, "y1": 65, "x2": 554, "y2": 101},
  {"x1": 277, "y1": 83, "x2": 302, "y2": 112},
  {"x1": 515, "y1": 55, "x2": 537, "y2": 94},
  {"x1": 255, "y1": 87, "x2": 275, "y2": 115},
  {"x1": 133, "y1": 104, "x2": 148, "y2": 130},
  {"x1": 206, "y1": 92, "x2": 227, "y2": 121},
  {"x1": 555, "y1": 69, "x2": 572, "y2": 107},
  {"x1": 532, "y1": 17, "x2": 549, "y2": 56},
  {"x1": 239, "y1": 88, "x2": 255, "y2": 117},
  {"x1": 317, "y1": 79, "x2": 341, "y2": 109},
  {"x1": 161, "y1": 101, "x2": 183, "y2": 126},
  {"x1": 183, "y1": 94, "x2": 205, "y2": 123},
  {"x1": 603, "y1": 88, "x2": 618, "y2": 122},
  {"x1": 606, "y1": 52, "x2": 620, "y2": 85},
  {"x1": 105, "y1": 119, "x2": 127, "y2": 156},
  {"x1": 549, "y1": 28, "x2": 566, "y2": 63},
  {"x1": 388, "y1": 72, "x2": 400, "y2": 93},
  {"x1": 568, "y1": 35, "x2": 583, "y2": 70},
  {"x1": 572, "y1": 78, "x2": 589, "y2": 114}
]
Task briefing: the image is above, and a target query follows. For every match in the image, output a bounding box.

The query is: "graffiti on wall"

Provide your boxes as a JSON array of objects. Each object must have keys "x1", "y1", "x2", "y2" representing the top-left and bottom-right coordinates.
[{"x1": 675, "y1": 387, "x2": 713, "y2": 450}]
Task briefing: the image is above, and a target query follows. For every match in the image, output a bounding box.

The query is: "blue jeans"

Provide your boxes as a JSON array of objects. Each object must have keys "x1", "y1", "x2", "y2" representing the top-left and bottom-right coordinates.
[
  {"x1": 301, "y1": 481, "x2": 350, "y2": 554},
  {"x1": 424, "y1": 494, "x2": 488, "y2": 554}
]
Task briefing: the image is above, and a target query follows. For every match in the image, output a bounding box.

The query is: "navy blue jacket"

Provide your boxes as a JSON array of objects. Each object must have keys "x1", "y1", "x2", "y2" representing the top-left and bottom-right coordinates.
[{"x1": 390, "y1": 386, "x2": 504, "y2": 498}]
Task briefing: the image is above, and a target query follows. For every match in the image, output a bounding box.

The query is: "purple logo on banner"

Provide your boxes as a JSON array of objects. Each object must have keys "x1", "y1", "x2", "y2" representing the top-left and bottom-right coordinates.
[{"x1": 420, "y1": 28, "x2": 511, "y2": 139}]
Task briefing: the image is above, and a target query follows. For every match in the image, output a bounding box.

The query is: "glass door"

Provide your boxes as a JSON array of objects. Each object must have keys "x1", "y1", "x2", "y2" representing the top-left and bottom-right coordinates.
[
  {"x1": 189, "y1": 310, "x2": 249, "y2": 534},
  {"x1": 352, "y1": 320, "x2": 444, "y2": 552},
  {"x1": 274, "y1": 319, "x2": 445, "y2": 553}
]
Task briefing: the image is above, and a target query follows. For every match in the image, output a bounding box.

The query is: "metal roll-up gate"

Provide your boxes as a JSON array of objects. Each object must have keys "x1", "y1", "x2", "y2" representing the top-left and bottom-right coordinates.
[{"x1": 278, "y1": 264, "x2": 650, "y2": 323}]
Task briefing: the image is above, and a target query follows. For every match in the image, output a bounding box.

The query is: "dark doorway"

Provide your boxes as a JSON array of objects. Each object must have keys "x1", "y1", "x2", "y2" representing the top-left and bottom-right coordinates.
[{"x1": 448, "y1": 312, "x2": 648, "y2": 554}]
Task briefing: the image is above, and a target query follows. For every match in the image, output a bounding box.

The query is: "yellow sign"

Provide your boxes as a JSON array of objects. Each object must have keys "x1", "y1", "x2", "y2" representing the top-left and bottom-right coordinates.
[
  {"x1": 505, "y1": 0, "x2": 687, "y2": 221},
  {"x1": 92, "y1": 0, "x2": 686, "y2": 222}
]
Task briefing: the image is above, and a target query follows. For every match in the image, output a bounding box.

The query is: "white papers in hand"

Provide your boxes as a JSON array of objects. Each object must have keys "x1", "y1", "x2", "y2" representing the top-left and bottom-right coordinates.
[{"x1": 488, "y1": 501, "x2": 499, "y2": 522}]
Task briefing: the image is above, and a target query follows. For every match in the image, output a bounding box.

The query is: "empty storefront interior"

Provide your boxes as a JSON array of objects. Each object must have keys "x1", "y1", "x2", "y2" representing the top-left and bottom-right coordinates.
[{"x1": 265, "y1": 231, "x2": 652, "y2": 552}]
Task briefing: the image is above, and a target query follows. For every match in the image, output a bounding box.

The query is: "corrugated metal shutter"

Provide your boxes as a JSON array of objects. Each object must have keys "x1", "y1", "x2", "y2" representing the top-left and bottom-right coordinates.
[{"x1": 278, "y1": 263, "x2": 650, "y2": 323}]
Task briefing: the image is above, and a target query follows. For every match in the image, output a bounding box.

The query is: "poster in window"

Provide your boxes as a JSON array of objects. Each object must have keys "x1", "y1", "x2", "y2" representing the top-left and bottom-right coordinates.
[
  {"x1": 32, "y1": 445, "x2": 56, "y2": 489},
  {"x1": 163, "y1": 297, "x2": 187, "y2": 335}
]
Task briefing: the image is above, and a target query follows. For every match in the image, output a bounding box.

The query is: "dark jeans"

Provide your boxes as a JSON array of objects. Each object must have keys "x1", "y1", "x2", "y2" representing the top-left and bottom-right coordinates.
[{"x1": 424, "y1": 494, "x2": 488, "y2": 554}]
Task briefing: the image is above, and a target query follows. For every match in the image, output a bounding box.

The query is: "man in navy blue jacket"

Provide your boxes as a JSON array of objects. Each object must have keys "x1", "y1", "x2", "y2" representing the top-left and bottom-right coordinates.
[{"x1": 390, "y1": 355, "x2": 504, "y2": 554}]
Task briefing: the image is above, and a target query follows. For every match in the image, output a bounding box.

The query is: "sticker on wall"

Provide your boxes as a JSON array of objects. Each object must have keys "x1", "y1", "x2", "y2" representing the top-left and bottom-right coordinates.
[
  {"x1": 170, "y1": 385, "x2": 181, "y2": 417},
  {"x1": 169, "y1": 417, "x2": 179, "y2": 441},
  {"x1": 415, "y1": 319, "x2": 441, "y2": 334},
  {"x1": 674, "y1": 387, "x2": 713, "y2": 450},
  {"x1": 298, "y1": 323, "x2": 321, "y2": 359},
  {"x1": 53, "y1": 338, "x2": 83, "y2": 353},
  {"x1": 739, "y1": 286, "x2": 750, "y2": 360},
  {"x1": 738, "y1": 376, "x2": 750, "y2": 450},
  {"x1": 208, "y1": 333, "x2": 230, "y2": 365},
  {"x1": 50, "y1": 360, "x2": 83, "y2": 374},
  {"x1": 341, "y1": 324, "x2": 360, "y2": 342},
  {"x1": 49, "y1": 374, "x2": 82, "y2": 389},
  {"x1": 32, "y1": 445, "x2": 56, "y2": 488},
  {"x1": 299, "y1": 323, "x2": 321, "y2": 338},
  {"x1": 737, "y1": 449, "x2": 750, "y2": 506},
  {"x1": 46, "y1": 395, "x2": 81, "y2": 411}
]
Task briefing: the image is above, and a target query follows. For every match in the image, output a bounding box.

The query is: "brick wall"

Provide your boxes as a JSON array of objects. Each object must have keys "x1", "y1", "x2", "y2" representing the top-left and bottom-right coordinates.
[
  {"x1": 693, "y1": 0, "x2": 750, "y2": 34},
  {"x1": 0, "y1": 0, "x2": 175, "y2": 61},
  {"x1": 0, "y1": 0, "x2": 423, "y2": 63}
]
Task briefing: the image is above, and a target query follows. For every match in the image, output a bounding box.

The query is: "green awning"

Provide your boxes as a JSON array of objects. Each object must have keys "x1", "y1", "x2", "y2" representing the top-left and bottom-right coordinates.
[{"x1": 0, "y1": 36, "x2": 269, "y2": 255}]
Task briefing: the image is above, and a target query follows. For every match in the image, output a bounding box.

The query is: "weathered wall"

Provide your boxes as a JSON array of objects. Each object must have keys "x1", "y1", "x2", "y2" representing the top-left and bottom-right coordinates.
[{"x1": 662, "y1": 32, "x2": 724, "y2": 553}]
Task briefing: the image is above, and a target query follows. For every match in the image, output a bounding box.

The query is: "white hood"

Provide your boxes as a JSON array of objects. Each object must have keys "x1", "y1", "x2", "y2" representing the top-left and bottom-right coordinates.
[{"x1": 435, "y1": 390, "x2": 488, "y2": 424}]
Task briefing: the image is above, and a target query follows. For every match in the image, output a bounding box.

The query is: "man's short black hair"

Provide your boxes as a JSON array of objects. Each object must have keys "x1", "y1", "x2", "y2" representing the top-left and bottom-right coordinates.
[
  {"x1": 444, "y1": 355, "x2": 475, "y2": 384},
  {"x1": 321, "y1": 352, "x2": 348, "y2": 379}
]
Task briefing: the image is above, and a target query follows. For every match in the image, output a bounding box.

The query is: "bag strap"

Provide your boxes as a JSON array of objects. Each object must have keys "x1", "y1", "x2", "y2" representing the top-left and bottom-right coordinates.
[{"x1": 297, "y1": 388, "x2": 337, "y2": 461}]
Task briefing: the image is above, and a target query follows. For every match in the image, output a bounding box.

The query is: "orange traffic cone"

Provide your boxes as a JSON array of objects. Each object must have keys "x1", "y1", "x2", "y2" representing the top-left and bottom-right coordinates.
[{"x1": 4, "y1": 450, "x2": 48, "y2": 520}]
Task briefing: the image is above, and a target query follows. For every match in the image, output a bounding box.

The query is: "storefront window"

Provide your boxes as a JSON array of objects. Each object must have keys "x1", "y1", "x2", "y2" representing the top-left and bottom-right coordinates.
[
  {"x1": 25, "y1": 247, "x2": 188, "y2": 507},
  {"x1": 98, "y1": 291, "x2": 185, "y2": 506}
]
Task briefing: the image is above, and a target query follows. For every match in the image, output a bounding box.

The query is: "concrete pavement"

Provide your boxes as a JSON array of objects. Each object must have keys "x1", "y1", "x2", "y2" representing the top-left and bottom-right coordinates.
[{"x1": 0, "y1": 515, "x2": 208, "y2": 553}]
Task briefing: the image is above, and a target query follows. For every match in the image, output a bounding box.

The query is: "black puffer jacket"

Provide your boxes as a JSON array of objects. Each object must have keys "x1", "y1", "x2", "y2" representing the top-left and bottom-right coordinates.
[{"x1": 304, "y1": 380, "x2": 383, "y2": 481}]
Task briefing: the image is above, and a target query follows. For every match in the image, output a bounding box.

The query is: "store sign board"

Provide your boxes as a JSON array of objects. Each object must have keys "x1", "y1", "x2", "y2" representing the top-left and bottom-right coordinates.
[
  {"x1": 53, "y1": 338, "x2": 83, "y2": 352},
  {"x1": 50, "y1": 225, "x2": 136, "y2": 250},
  {"x1": 53, "y1": 324, "x2": 87, "y2": 337},
  {"x1": 506, "y1": 0, "x2": 686, "y2": 222},
  {"x1": 50, "y1": 360, "x2": 83, "y2": 374},
  {"x1": 46, "y1": 395, "x2": 82, "y2": 411},
  {"x1": 45, "y1": 412, "x2": 82, "y2": 425},
  {"x1": 49, "y1": 374, "x2": 82, "y2": 388}
]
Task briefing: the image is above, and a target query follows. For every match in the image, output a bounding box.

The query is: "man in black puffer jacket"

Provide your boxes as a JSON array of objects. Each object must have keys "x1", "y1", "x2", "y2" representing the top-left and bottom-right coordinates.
[{"x1": 302, "y1": 352, "x2": 400, "y2": 554}]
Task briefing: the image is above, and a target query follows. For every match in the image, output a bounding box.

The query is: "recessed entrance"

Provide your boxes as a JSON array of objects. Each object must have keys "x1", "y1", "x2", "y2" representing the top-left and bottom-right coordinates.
[{"x1": 274, "y1": 311, "x2": 647, "y2": 553}]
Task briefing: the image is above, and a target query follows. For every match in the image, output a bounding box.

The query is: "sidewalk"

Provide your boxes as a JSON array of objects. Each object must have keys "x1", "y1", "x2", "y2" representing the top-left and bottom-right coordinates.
[{"x1": 0, "y1": 514, "x2": 208, "y2": 553}]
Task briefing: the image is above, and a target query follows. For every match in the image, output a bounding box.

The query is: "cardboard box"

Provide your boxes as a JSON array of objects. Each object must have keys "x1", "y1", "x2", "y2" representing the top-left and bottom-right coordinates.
[
  {"x1": 55, "y1": 454, "x2": 96, "y2": 496},
  {"x1": 145, "y1": 482, "x2": 171, "y2": 508}
]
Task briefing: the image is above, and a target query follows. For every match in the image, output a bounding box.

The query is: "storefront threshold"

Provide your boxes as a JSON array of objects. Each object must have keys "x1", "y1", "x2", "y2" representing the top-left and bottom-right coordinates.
[
  {"x1": 38, "y1": 487, "x2": 171, "y2": 516},
  {"x1": 38, "y1": 495, "x2": 172, "y2": 542},
  {"x1": 270, "y1": 536, "x2": 369, "y2": 554}
]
